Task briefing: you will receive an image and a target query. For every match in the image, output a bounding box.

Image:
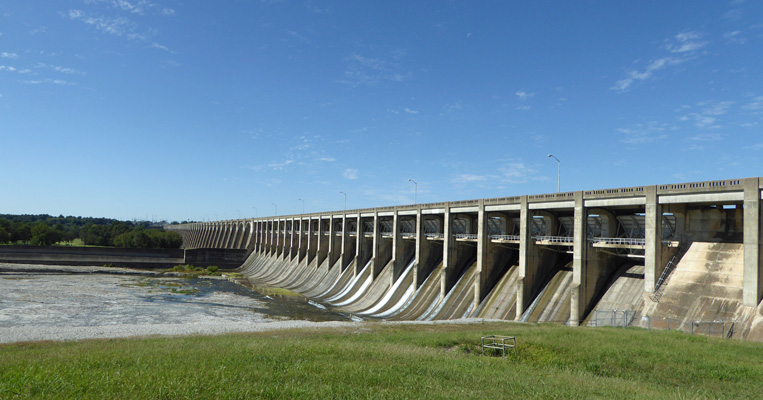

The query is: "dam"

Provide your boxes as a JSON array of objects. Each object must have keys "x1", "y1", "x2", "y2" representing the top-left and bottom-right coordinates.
[{"x1": 167, "y1": 177, "x2": 763, "y2": 340}]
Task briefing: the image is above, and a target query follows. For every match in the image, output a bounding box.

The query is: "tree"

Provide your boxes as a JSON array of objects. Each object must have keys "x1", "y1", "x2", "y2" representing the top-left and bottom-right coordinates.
[
  {"x1": 30, "y1": 222, "x2": 63, "y2": 246},
  {"x1": 0, "y1": 226, "x2": 10, "y2": 244}
]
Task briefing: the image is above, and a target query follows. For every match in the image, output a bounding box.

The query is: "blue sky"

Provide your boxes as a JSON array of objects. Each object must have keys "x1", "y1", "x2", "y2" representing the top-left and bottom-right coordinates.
[{"x1": 1, "y1": 1, "x2": 762, "y2": 222}]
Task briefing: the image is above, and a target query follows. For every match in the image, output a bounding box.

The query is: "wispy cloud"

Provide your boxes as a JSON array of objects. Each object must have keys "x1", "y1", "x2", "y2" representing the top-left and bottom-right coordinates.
[
  {"x1": 36, "y1": 63, "x2": 85, "y2": 75},
  {"x1": 404, "y1": 108, "x2": 419, "y2": 114},
  {"x1": 515, "y1": 90, "x2": 534, "y2": 101},
  {"x1": 22, "y1": 79, "x2": 73, "y2": 85},
  {"x1": 690, "y1": 133, "x2": 724, "y2": 141},
  {"x1": 86, "y1": 0, "x2": 174, "y2": 16},
  {"x1": 612, "y1": 32, "x2": 707, "y2": 92},
  {"x1": 343, "y1": 169, "x2": 359, "y2": 179},
  {"x1": 451, "y1": 174, "x2": 488, "y2": 184},
  {"x1": 1, "y1": 52, "x2": 18, "y2": 59},
  {"x1": 724, "y1": 30, "x2": 746, "y2": 44},
  {"x1": 341, "y1": 52, "x2": 410, "y2": 86},
  {"x1": 617, "y1": 122, "x2": 671, "y2": 144},
  {"x1": 65, "y1": 2, "x2": 174, "y2": 49},
  {"x1": 665, "y1": 32, "x2": 707, "y2": 53},
  {"x1": 67, "y1": 9, "x2": 138, "y2": 38},
  {"x1": 741, "y1": 96, "x2": 763, "y2": 112},
  {"x1": 677, "y1": 101, "x2": 733, "y2": 129},
  {"x1": 498, "y1": 162, "x2": 545, "y2": 184}
]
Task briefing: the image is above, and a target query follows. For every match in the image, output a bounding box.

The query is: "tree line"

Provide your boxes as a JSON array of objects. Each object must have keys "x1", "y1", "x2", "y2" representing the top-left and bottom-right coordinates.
[{"x1": 0, "y1": 214, "x2": 183, "y2": 248}]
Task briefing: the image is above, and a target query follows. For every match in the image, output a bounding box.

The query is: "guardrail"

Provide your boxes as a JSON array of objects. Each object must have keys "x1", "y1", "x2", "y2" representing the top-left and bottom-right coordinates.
[
  {"x1": 490, "y1": 235, "x2": 521, "y2": 241},
  {"x1": 589, "y1": 237, "x2": 646, "y2": 246},
  {"x1": 454, "y1": 234, "x2": 477, "y2": 240},
  {"x1": 533, "y1": 236, "x2": 574, "y2": 243}
]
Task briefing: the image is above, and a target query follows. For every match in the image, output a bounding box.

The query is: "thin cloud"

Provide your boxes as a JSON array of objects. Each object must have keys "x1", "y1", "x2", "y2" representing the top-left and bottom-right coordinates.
[
  {"x1": 404, "y1": 108, "x2": 419, "y2": 114},
  {"x1": 617, "y1": 122, "x2": 671, "y2": 144},
  {"x1": 67, "y1": 10, "x2": 136, "y2": 38},
  {"x1": 341, "y1": 52, "x2": 410, "y2": 86},
  {"x1": 742, "y1": 96, "x2": 763, "y2": 112},
  {"x1": 677, "y1": 101, "x2": 733, "y2": 129},
  {"x1": 612, "y1": 32, "x2": 707, "y2": 92},
  {"x1": 690, "y1": 133, "x2": 724, "y2": 141},
  {"x1": 515, "y1": 90, "x2": 534, "y2": 100},
  {"x1": 22, "y1": 79, "x2": 72, "y2": 85},
  {"x1": 498, "y1": 162, "x2": 544, "y2": 184},
  {"x1": 451, "y1": 174, "x2": 488, "y2": 184},
  {"x1": 1, "y1": 52, "x2": 18, "y2": 59},
  {"x1": 666, "y1": 32, "x2": 707, "y2": 53},
  {"x1": 36, "y1": 63, "x2": 85, "y2": 75},
  {"x1": 343, "y1": 169, "x2": 359, "y2": 179}
]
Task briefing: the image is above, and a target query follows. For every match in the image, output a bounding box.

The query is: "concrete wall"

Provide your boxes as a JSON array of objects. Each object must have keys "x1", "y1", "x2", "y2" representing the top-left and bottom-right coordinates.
[
  {"x1": 0, "y1": 246, "x2": 246, "y2": 269},
  {"x1": 0, "y1": 246, "x2": 185, "y2": 268}
]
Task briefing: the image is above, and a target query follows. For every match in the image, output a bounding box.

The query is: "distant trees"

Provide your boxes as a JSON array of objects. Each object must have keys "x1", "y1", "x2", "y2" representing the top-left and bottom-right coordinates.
[
  {"x1": 0, "y1": 218, "x2": 11, "y2": 244},
  {"x1": 29, "y1": 222, "x2": 64, "y2": 246},
  {"x1": 0, "y1": 214, "x2": 183, "y2": 249},
  {"x1": 113, "y1": 230, "x2": 182, "y2": 249}
]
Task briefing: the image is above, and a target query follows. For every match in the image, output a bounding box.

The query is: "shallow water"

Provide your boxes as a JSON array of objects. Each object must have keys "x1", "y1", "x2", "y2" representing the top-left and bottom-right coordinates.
[{"x1": 0, "y1": 272, "x2": 352, "y2": 330}]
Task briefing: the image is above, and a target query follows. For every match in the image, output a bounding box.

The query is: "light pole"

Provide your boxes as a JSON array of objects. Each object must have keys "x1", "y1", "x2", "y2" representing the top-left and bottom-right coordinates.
[
  {"x1": 339, "y1": 191, "x2": 347, "y2": 212},
  {"x1": 408, "y1": 179, "x2": 418, "y2": 204},
  {"x1": 298, "y1": 198, "x2": 305, "y2": 214},
  {"x1": 252, "y1": 207, "x2": 257, "y2": 218},
  {"x1": 237, "y1": 209, "x2": 241, "y2": 219},
  {"x1": 548, "y1": 154, "x2": 560, "y2": 193},
  {"x1": 272, "y1": 203, "x2": 277, "y2": 216}
]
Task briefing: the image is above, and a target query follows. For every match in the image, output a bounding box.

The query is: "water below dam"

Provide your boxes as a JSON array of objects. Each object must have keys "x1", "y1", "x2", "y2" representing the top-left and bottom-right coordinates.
[{"x1": 0, "y1": 263, "x2": 355, "y2": 344}]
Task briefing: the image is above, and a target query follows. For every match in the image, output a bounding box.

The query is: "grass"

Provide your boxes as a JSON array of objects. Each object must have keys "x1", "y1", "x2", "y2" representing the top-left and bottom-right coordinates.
[
  {"x1": 168, "y1": 264, "x2": 220, "y2": 277},
  {"x1": 2, "y1": 322, "x2": 762, "y2": 399}
]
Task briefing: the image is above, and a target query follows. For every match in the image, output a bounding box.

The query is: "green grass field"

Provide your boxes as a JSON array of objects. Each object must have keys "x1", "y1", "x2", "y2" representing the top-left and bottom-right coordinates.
[{"x1": 2, "y1": 322, "x2": 761, "y2": 399}]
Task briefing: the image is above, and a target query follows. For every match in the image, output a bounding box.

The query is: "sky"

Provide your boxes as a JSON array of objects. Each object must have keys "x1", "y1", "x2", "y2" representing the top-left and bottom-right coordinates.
[{"x1": 1, "y1": 1, "x2": 762, "y2": 222}]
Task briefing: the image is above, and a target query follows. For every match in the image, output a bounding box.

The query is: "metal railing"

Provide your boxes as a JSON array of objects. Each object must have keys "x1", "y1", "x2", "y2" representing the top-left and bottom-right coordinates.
[
  {"x1": 490, "y1": 234, "x2": 521, "y2": 241},
  {"x1": 589, "y1": 310, "x2": 737, "y2": 339},
  {"x1": 589, "y1": 237, "x2": 646, "y2": 246},
  {"x1": 590, "y1": 310, "x2": 637, "y2": 328},
  {"x1": 533, "y1": 236, "x2": 574, "y2": 244},
  {"x1": 454, "y1": 233, "x2": 477, "y2": 240},
  {"x1": 426, "y1": 233, "x2": 444, "y2": 239}
]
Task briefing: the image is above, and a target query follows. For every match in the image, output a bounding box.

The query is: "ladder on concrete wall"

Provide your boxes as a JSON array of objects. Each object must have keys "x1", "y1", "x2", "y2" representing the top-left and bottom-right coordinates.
[{"x1": 650, "y1": 240, "x2": 688, "y2": 302}]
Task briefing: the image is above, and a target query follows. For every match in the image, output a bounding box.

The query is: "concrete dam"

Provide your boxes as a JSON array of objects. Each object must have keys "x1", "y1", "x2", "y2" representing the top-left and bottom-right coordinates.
[{"x1": 167, "y1": 177, "x2": 763, "y2": 340}]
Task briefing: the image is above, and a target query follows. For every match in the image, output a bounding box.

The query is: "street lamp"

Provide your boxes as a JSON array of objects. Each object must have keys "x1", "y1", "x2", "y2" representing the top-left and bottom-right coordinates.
[
  {"x1": 298, "y1": 198, "x2": 305, "y2": 214},
  {"x1": 252, "y1": 207, "x2": 257, "y2": 218},
  {"x1": 408, "y1": 179, "x2": 418, "y2": 204},
  {"x1": 547, "y1": 154, "x2": 560, "y2": 193},
  {"x1": 237, "y1": 209, "x2": 241, "y2": 219},
  {"x1": 272, "y1": 203, "x2": 277, "y2": 216},
  {"x1": 339, "y1": 191, "x2": 347, "y2": 211}
]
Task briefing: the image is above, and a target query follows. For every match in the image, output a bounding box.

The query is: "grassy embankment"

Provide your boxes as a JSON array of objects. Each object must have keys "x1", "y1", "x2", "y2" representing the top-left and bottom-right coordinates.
[{"x1": 2, "y1": 321, "x2": 762, "y2": 399}]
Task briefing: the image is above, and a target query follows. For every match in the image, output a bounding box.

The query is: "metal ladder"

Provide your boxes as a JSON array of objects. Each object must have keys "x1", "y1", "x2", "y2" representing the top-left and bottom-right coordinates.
[{"x1": 650, "y1": 240, "x2": 688, "y2": 302}]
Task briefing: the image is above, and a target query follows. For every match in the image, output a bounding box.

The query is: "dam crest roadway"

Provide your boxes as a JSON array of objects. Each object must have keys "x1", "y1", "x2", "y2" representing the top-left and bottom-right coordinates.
[{"x1": 167, "y1": 177, "x2": 763, "y2": 340}]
